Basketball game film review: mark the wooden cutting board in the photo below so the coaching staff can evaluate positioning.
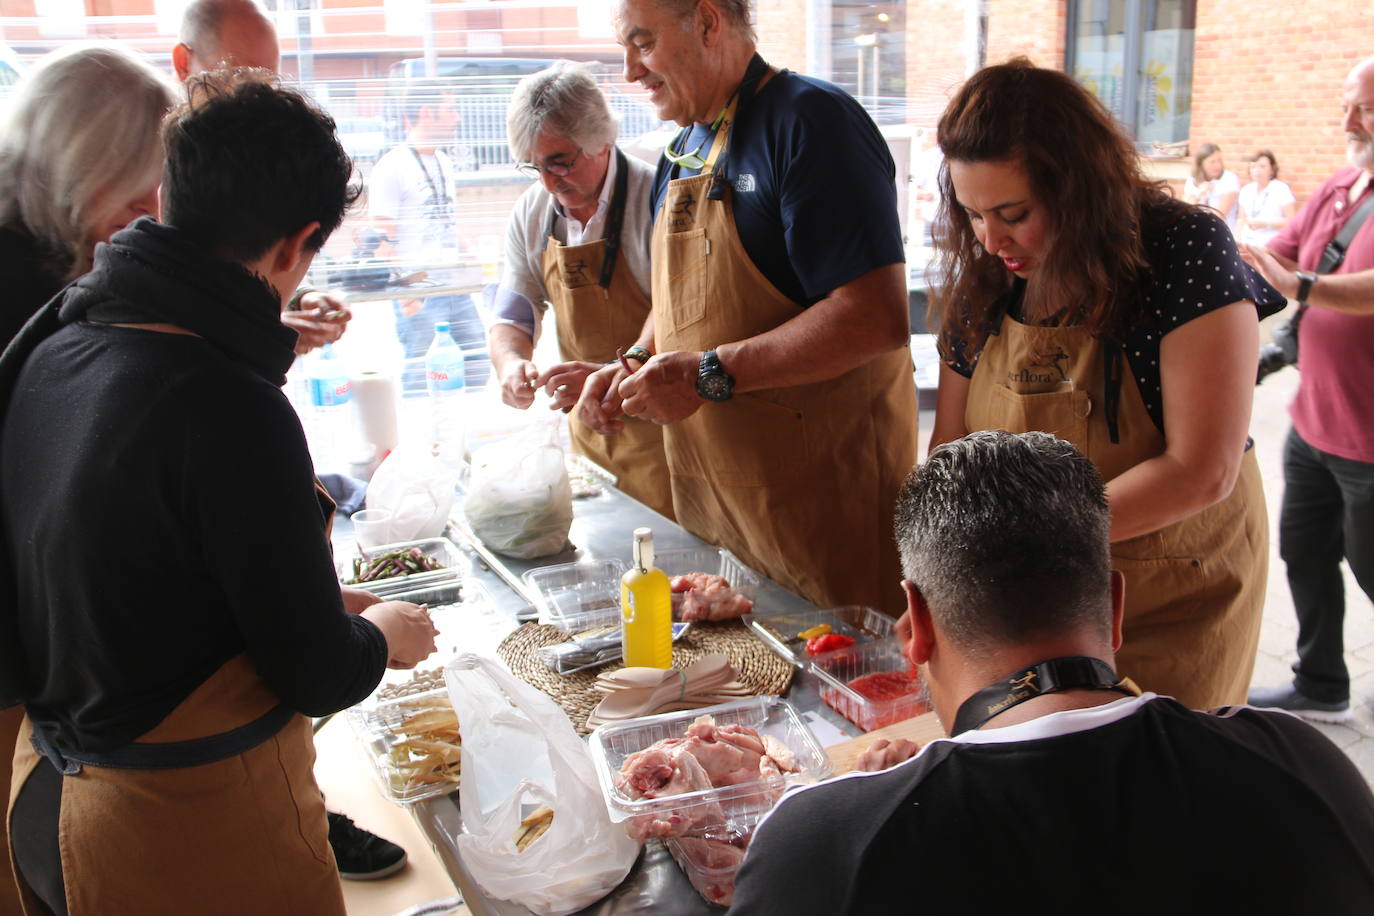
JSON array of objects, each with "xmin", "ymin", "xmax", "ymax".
[{"xmin": 825, "ymin": 711, "xmax": 947, "ymax": 774}]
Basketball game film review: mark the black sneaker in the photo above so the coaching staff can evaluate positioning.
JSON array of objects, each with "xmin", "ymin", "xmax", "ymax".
[
  {"xmin": 327, "ymin": 811, "xmax": 408, "ymax": 881},
  {"xmin": 1247, "ymin": 683, "xmax": 1352, "ymax": 723}
]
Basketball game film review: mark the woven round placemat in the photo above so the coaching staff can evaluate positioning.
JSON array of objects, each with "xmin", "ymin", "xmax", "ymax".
[{"xmin": 497, "ymin": 620, "xmax": 794, "ymax": 735}]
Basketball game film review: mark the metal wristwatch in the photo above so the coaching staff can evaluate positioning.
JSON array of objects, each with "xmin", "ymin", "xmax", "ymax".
[
  {"xmin": 1295, "ymin": 269, "xmax": 1318, "ymax": 304},
  {"xmin": 696, "ymin": 349, "xmax": 734, "ymax": 402}
]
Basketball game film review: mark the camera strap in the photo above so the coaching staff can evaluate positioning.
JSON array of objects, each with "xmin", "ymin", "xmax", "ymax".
[
  {"xmin": 1313, "ymin": 186, "xmax": 1374, "ymax": 283},
  {"xmin": 950, "ymin": 656, "xmax": 1142, "ymax": 737}
]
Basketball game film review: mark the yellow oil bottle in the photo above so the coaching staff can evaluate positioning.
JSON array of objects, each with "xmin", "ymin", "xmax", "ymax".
[{"xmin": 621, "ymin": 527, "xmax": 673, "ymax": 669}]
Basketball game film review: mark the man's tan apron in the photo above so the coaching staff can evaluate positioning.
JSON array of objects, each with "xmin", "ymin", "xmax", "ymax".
[
  {"xmin": 652, "ymin": 170, "xmax": 918, "ymax": 615},
  {"xmin": 966, "ymin": 315, "xmax": 1267, "ymax": 708},
  {"xmin": 0, "ymin": 707, "xmax": 22, "ymax": 916},
  {"xmin": 6, "ymin": 654, "xmax": 344, "ymax": 916},
  {"xmin": 542, "ymin": 230, "xmax": 673, "ymax": 520}
]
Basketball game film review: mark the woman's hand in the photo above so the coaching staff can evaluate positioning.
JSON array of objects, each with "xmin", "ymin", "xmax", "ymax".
[
  {"xmin": 340, "ymin": 586, "xmax": 382, "ymax": 615},
  {"xmin": 361, "ymin": 601, "xmax": 439, "ymax": 668}
]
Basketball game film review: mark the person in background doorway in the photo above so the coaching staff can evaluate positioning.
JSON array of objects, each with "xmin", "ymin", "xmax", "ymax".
[
  {"xmin": 927, "ymin": 59, "xmax": 1284, "ymax": 710},
  {"xmin": 369, "ymin": 81, "xmax": 490, "ymax": 394},
  {"xmin": 489, "ymin": 61, "xmax": 672, "ymax": 519},
  {"xmin": 1182, "ymin": 142, "xmax": 1241, "ymax": 233},
  {"xmin": 174, "ymin": 0, "xmax": 352, "ymax": 356},
  {"xmin": 1236, "ymin": 149, "xmax": 1297, "ymax": 247}
]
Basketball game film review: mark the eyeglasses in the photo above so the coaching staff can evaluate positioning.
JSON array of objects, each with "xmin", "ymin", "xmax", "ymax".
[
  {"xmin": 516, "ymin": 148, "xmax": 582, "ymax": 178},
  {"xmin": 663, "ymin": 104, "xmax": 730, "ymax": 171}
]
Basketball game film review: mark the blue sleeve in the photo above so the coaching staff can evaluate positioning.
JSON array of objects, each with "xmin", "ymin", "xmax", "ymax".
[{"xmin": 773, "ymin": 87, "xmax": 906, "ymax": 301}]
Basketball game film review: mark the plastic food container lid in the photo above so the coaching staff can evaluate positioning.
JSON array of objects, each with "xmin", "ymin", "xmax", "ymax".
[
  {"xmin": 522, "ymin": 557, "xmax": 626, "ymax": 633},
  {"xmin": 743, "ymin": 605, "xmax": 895, "ymax": 669}
]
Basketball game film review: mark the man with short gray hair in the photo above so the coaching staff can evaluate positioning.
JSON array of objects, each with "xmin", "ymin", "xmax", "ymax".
[
  {"xmin": 487, "ymin": 61, "xmax": 671, "ymax": 518},
  {"xmin": 730, "ymin": 431, "xmax": 1374, "ymax": 914}
]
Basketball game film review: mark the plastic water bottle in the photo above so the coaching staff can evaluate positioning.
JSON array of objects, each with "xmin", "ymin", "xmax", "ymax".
[
  {"xmin": 621, "ymin": 527, "xmax": 673, "ymax": 669},
  {"xmin": 424, "ymin": 321, "xmax": 467, "ymax": 468},
  {"xmin": 305, "ymin": 343, "xmax": 355, "ymax": 473}
]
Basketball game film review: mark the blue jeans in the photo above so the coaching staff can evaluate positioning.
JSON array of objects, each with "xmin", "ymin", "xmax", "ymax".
[
  {"xmin": 393, "ymin": 293, "xmax": 491, "ymax": 396},
  {"xmin": 1280, "ymin": 426, "xmax": 1374, "ymax": 702}
]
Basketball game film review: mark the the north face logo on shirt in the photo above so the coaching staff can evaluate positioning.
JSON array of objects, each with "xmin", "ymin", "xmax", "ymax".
[{"xmin": 735, "ymin": 174, "xmax": 757, "ymax": 192}]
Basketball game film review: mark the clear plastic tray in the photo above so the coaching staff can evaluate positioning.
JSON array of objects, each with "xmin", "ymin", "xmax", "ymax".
[
  {"xmin": 743, "ymin": 605, "xmax": 895, "ymax": 669},
  {"xmin": 338, "ymin": 537, "xmax": 468, "ymax": 596},
  {"xmin": 811, "ymin": 637, "xmax": 930, "ymax": 732},
  {"xmin": 522, "ymin": 558, "xmax": 626, "ymax": 633},
  {"xmin": 588, "ymin": 696, "xmax": 830, "ymax": 833},
  {"xmin": 346, "ymin": 686, "xmax": 462, "ymax": 804},
  {"xmin": 655, "ymin": 547, "xmax": 761, "ymax": 620},
  {"xmin": 664, "ymin": 810, "xmax": 763, "ymax": 909}
]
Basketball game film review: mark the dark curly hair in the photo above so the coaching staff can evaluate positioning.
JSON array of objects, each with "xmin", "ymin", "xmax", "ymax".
[
  {"xmin": 931, "ymin": 58, "xmax": 1190, "ymax": 360},
  {"xmin": 162, "ymin": 72, "xmax": 361, "ymax": 262}
]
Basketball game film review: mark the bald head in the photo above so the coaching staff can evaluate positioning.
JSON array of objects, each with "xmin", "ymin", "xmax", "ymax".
[
  {"xmin": 173, "ymin": 0, "xmax": 280, "ymax": 82},
  {"xmin": 1344, "ymin": 56, "xmax": 1374, "ymax": 172}
]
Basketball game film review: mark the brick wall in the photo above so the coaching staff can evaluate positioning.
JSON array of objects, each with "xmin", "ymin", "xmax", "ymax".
[
  {"xmin": 904, "ymin": 0, "xmax": 968, "ymax": 129},
  {"xmin": 986, "ymin": 0, "xmax": 1066, "ymax": 69},
  {"xmin": 754, "ymin": 0, "xmax": 808, "ymax": 72},
  {"xmin": 1191, "ymin": 0, "xmax": 1374, "ymax": 205}
]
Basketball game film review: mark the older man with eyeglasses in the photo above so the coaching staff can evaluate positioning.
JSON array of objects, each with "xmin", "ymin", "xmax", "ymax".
[{"xmin": 487, "ymin": 61, "xmax": 672, "ymax": 518}]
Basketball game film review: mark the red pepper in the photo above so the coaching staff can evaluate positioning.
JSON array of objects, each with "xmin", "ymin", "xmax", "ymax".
[{"xmin": 805, "ymin": 633, "xmax": 856, "ymax": 656}]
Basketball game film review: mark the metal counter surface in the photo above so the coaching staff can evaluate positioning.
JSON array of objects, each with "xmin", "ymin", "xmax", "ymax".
[{"xmin": 338, "ymin": 481, "xmax": 864, "ymax": 915}]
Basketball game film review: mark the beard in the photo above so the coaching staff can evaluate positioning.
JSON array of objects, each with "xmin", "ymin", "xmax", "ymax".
[{"xmin": 1347, "ymin": 132, "xmax": 1374, "ymax": 171}]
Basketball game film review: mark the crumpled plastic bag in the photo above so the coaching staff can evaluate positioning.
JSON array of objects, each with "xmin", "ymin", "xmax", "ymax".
[
  {"xmin": 447, "ymin": 653, "xmax": 640, "ymax": 915},
  {"xmin": 364, "ymin": 445, "xmax": 457, "ymax": 541},
  {"xmin": 464, "ymin": 416, "xmax": 572, "ymax": 558}
]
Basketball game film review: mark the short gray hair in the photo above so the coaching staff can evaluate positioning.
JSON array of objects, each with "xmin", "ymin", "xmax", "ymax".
[
  {"xmin": 0, "ymin": 44, "xmax": 177, "ymax": 280},
  {"xmin": 660, "ymin": 0, "xmax": 756, "ymax": 42},
  {"xmin": 507, "ymin": 61, "xmax": 618, "ymax": 163},
  {"xmin": 894, "ymin": 431, "xmax": 1113, "ymax": 654}
]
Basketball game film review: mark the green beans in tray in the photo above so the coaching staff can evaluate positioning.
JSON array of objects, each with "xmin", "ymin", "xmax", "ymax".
[{"xmin": 348, "ymin": 547, "xmax": 447, "ymax": 584}]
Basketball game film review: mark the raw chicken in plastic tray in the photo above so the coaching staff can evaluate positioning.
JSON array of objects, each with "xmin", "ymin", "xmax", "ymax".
[
  {"xmin": 587, "ymin": 696, "xmax": 830, "ymax": 835},
  {"xmin": 664, "ymin": 808, "xmax": 765, "ymax": 909},
  {"xmin": 654, "ymin": 547, "xmax": 761, "ymax": 622},
  {"xmin": 811, "ymin": 637, "xmax": 930, "ymax": 732},
  {"xmin": 742, "ymin": 605, "xmax": 895, "ymax": 669}
]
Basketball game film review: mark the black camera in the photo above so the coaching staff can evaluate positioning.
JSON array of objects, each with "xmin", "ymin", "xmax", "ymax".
[{"xmin": 1256, "ymin": 312, "xmax": 1302, "ymax": 384}]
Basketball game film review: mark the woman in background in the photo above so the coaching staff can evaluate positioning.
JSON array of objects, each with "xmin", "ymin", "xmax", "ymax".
[
  {"xmin": 928, "ymin": 59, "xmax": 1283, "ymax": 709},
  {"xmin": 0, "ymin": 44, "xmax": 177, "ymax": 347},
  {"xmin": 1183, "ymin": 142, "xmax": 1241, "ymax": 233},
  {"xmin": 1236, "ymin": 149, "xmax": 1297, "ymax": 247}
]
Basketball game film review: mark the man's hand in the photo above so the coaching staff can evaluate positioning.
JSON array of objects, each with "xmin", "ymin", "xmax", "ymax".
[
  {"xmin": 618, "ymin": 350, "xmax": 704, "ymax": 425},
  {"xmin": 854, "ymin": 737, "xmax": 920, "ymax": 772},
  {"xmin": 499, "ymin": 359, "xmax": 539, "ymax": 409},
  {"xmin": 1239, "ymin": 244, "xmax": 1299, "ymax": 299},
  {"xmin": 574, "ymin": 363, "xmax": 632, "ymax": 435},
  {"xmin": 537, "ymin": 360, "xmax": 604, "ymax": 412},
  {"xmin": 283, "ymin": 290, "xmax": 352, "ymax": 355}
]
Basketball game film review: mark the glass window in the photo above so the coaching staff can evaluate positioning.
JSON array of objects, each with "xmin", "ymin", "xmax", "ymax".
[{"xmin": 1068, "ymin": 0, "xmax": 1196, "ymax": 150}]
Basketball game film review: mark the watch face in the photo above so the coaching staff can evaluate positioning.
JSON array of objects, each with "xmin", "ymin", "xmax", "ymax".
[{"xmin": 699, "ymin": 372, "xmax": 732, "ymax": 402}]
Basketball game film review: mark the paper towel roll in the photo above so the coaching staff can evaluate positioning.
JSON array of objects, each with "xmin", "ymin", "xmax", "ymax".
[{"xmin": 351, "ymin": 370, "xmax": 399, "ymax": 454}]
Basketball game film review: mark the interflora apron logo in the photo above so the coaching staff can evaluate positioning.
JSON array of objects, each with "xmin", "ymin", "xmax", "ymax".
[{"xmin": 1008, "ymin": 345, "xmax": 1072, "ymax": 387}]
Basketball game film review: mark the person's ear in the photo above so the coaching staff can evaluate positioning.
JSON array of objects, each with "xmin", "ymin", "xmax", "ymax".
[
  {"xmin": 900, "ymin": 579, "xmax": 936, "ymax": 666},
  {"xmin": 1109, "ymin": 569, "xmax": 1125, "ymax": 653},
  {"xmin": 172, "ymin": 43, "xmax": 192, "ymax": 83},
  {"xmin": 698, "ymin": 0, "xmax": 722, "ymax": 45},
  {"xmin": 275, "ymin": 221, "xmax": 321, "ymax": 275}
]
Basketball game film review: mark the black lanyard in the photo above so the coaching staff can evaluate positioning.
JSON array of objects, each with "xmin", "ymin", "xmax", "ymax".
[
  {"xmin": 545, "ymin": 146, "xmax": 631, "ymax": 291},
  {"xmin": 408, "ymin": 146, "xmax": 449, "ymax": 206},
  {"xmin": 667, "ymin": 52, "xmax": 771, "ymax": 199},
  {"xmin": 950, "ymin": 656, "xmax": 1140, "ymax": 737}
]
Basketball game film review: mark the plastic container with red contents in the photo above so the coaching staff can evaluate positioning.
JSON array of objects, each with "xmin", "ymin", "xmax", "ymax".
[{"xmin": 811, "ymin": 637, "xmax": 930, "ymax": 731}]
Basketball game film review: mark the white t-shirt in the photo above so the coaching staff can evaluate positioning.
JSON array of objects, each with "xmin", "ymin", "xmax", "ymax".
[
  {"xmin": 1238, "ymin": 178, "xmax": 1296, "ymax": 247},
  {"xmin": 368, "ymin": 143, "xmax": 459, "ymax": 268},
  {"xmin": 1185, "ymin": 169, "xmax": 1241, "ymax": 232}
]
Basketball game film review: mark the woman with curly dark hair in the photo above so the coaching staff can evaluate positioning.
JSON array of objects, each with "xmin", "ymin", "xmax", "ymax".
[{"xmin": 927, "ymin": 59, "xmax": 1284, "ymax": 710}]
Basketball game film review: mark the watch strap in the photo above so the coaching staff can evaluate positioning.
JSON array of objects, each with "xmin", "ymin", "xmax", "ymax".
[{"xmin": 1295, "ymin": 270, "xmax": 1317, "ymax": 304}]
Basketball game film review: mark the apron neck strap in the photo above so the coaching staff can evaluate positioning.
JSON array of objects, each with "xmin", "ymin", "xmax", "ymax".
[
  {"xmin": 951, "ymin": 656, "xmax": 1141, "ymax": 737},
  {"xmin": 1103, "ymin": 340, "xmax": 1123, "ymax": 445},
  {"xmin": 706, "ymin": 52, "xmax": 771, "ymax": 201}
]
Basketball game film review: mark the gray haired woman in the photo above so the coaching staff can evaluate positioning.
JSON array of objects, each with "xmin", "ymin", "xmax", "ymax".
[{"xmin": 0, "ymin": 43, "xmax": 177, "ymax": 346}]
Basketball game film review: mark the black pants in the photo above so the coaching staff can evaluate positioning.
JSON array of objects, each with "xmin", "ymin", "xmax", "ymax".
[{"xmin": 1280, "ymin": 426, "xmax": 1374, "ymax": 702}]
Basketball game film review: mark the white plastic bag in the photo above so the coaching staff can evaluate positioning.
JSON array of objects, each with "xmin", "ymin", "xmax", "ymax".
[
  {"xmin": 447, "ymin": 653, "xmax": 639, "ymax": 915},
  {"xmin": 464, "ymin": 416, "xmax": 572, "ymax": 558},
  {"xmin": 365, "ymin": 445, "xmax": 457, "ymax": 541}
]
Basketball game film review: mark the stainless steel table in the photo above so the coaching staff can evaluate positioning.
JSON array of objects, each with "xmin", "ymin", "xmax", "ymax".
[{"xmin": 338, "ymin": 480, "xmax": 860, "ymax": 914}]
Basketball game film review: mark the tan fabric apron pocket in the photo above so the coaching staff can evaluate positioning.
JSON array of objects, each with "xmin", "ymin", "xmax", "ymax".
[
  {"xmin": 663, "ymin": 229, "xmax": 707, "ymax": 332},
  {"xmin": 668, "ymin": 393, "xmax": 807, "ymax": 487},
  {"xmin": 987, "ymin": 383, "xmax": 1091, "ymax": 448}
]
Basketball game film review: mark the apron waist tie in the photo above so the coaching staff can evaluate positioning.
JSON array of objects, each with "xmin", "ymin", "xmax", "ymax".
[{"xmin": 29, "ymin": 703, "xmax": 295, "ymax": 774}]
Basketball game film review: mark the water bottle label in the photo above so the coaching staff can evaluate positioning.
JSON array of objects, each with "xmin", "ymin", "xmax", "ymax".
[
  {"xmin": 310, "ymin": 377, "xmax": 352, "ymax": 407},
  {"xmin": 426, "ymin": 365, "xmax": 465, "ymax": 392}
]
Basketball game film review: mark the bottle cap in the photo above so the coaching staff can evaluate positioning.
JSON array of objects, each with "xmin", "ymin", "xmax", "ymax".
[
  {"xmin": 434, "ymin": 321, "xmax": 451, "ymax": 335},
  {"xmin": 632, "ymin": 526, "xmax": 654, "ymax": 573}
]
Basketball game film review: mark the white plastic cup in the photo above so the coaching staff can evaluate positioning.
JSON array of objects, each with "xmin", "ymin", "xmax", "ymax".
[{"xmin": 352, "ymin": 508, "xmax": 394, "ymax": 550}]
